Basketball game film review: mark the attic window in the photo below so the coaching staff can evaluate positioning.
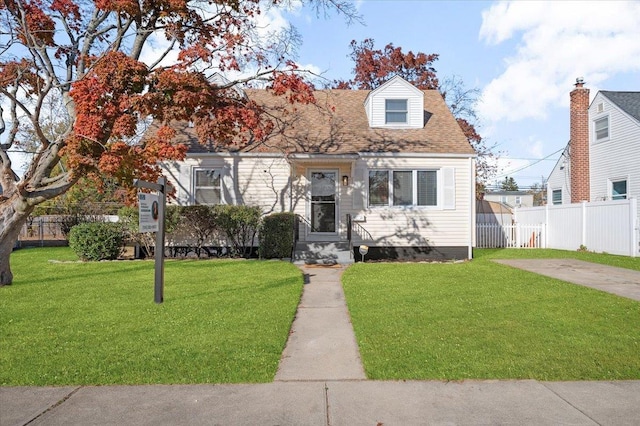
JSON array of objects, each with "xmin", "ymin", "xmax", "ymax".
[
  {"xmin": 385, "ymin": 99, "xmax": 407, "ymax": 124},
  {"xmin": 594, "ymin": 116, "xmax": 609, "ymax": 141}
]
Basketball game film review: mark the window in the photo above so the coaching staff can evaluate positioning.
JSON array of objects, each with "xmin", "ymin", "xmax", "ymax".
[
  {"xmin": 552, "ymin": 189, "xmax": 562, "ymax": 205},
  {"xmin": 500, "ymin": 196, "xmax": 507, "ymax": 204},
  {"xmin": 369, "ymin": 170, "xmax": 437, "ymax": 207},
  {"xmin": 594, "ymin": 116, "xmax": 609, "ymax": 141},
  {"xmin": 385, "ymin": 99, "xmax": 407, "ymax": 124},
  {"xmin": 194, "ymin": 169, "xmax": 222, "ymax": 204},
  {"xmin": 515, "ymin": 196, "xmax": 522, "ymax": 205},
  {"xmin": 611, "ymin": 180, "xmax": 627, "ymax": 200}
]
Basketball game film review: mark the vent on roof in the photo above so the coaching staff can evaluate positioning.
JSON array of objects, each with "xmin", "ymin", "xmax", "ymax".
[{"xmin": 596, "ymin": 102, "xmax": 604, "ymax": 113}]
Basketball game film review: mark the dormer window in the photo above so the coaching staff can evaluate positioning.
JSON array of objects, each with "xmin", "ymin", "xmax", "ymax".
[{"xmin": 385, "ymin": 99, "xmax": 408, "ymax": 124}]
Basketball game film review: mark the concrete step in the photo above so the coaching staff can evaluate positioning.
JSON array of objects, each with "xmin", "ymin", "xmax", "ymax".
[{"xmin": 293, "ymin": 241, "xmax": 354, "ymax": 265}]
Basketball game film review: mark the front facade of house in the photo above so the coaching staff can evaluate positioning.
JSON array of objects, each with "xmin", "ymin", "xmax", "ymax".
[{"xmin": 162, "ymin": 76, "xmax": 476, "ymax": 261}]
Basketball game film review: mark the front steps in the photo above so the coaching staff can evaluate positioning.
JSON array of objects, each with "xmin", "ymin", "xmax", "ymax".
[{"xmin": 293, "ymin": 242, "xmax": 354, "ymax": 265}]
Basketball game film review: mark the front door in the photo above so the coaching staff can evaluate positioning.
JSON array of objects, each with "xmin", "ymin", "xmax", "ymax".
[{"xmin": 310, "ymin": 171, "xmax": 337, "ymax": 234}]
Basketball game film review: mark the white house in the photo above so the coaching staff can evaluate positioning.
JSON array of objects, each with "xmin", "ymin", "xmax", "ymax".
[
  {"xmin": 483, "ymin": 191, "xmax": 534, "ymax": 209},
  {"xmin": 547, "ymin": 81, "xmax": 640, "ymax": 215},
  {"xmin": 161, "ymin": 76, "xmax": 477, "ymax": 262}
]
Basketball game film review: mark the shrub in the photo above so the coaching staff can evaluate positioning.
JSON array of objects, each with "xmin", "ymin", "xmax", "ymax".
[
  {"xmin": 169, "ymin": 205, "xmax": 219, "ymax": 257},
  {"xmin": 215, "ymin": 205, "xmax": 262, "ymax": 258},
  {"xmin": 259, "ymin": 212, "xmax": 295, "ymax": 259},
  {"xmin": 118, "ymin": 205, "xmax": 181, "ymax": 257},
  {"xmin": 68, "ymin": 222, "xmax": 125, "ymax": 261}
]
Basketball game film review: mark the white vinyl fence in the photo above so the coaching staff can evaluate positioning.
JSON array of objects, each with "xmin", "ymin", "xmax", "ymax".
[
  {"xmin": 512, "ymin": 199, "xmax": 638, "ymax": 257},
  {"xmin": 476, "ymin": 223, "xmax": 544, "ymax": 249}
]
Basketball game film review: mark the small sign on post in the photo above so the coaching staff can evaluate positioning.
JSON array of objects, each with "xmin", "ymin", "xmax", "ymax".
[
  {"xmin": 134, "ymin": 177, "xmax": 169, "ymax": 304},
  {"xmin": 138, "ymin": 193, "xmax": 159, "ymax": 233}
]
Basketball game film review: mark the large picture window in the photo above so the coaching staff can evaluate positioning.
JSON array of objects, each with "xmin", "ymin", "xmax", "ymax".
[
  {"xmin": 369, "ymin": 170, "xmax": 438, "ymax": 207},
  {"xmin": 194, "ymin": 169, "xmax": 222, "ymax": 204}
]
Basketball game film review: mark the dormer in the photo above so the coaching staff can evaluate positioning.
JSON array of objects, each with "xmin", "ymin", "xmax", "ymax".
[{"xmin": 364, "ymin": 75, "xmax": 425, "ymax": 128}]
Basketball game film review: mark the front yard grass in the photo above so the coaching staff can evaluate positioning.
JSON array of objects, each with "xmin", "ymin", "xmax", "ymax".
[
  {"xmin": 0, "ymin": 247, "xmax": 303, "ymax": 386},
  {"xmin": 343, "ymin": 249, "xmax": 640, "ymax": 381}
]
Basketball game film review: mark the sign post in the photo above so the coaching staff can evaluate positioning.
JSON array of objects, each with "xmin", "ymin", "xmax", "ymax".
[{"xmin": 134, "ymin": 177, "xmax": 168, "ymax": 304}]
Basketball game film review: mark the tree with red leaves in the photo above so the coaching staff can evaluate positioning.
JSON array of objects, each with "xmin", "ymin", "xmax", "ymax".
[
  {"xmin": 0, "ymin": 0, "xmax": 358, "ymax": 285},
  {"xmin": 335, "ymin": 39, "xmax": 498, "ymax": 196}
]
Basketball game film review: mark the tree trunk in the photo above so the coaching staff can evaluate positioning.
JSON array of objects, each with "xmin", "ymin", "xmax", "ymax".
[{"xmin": 0, "ymin": 195, "xmax": 33, "ymax": 286}]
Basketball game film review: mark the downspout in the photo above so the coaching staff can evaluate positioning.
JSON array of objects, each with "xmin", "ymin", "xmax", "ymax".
[{"xmin": 469, "ymin": 156, "xmax": 475, "ymax": 259}]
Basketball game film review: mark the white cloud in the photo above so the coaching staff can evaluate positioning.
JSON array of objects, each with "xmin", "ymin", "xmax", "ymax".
[{"xmin": 478, "ymin": 1, "xmax": 640, "ymax": 123}]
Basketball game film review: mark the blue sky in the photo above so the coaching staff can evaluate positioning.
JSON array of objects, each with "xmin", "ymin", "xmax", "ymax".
[
  {"xmin": 281, "ymin": 0, "xmax": 640, "ymax": 189},
  {"xmin": 5, "ymin": 1, "xmax": 639, "ymax": 190}
]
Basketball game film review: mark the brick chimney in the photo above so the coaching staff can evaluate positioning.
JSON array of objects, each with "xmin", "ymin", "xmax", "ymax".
[{"xmin": 570, "ymin": 77, "xmax": 590, "ymax": 202}]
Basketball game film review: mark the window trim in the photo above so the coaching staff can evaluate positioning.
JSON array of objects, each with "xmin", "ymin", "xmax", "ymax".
[
  {"xmin": 610, "ymin": 178, "xmax": 628, "ymax": 200},
  {"xmin": 193, "ymin": 167, "xmax": 223, "ymax": 205},
  {"xmin": 368, "ymin": 169, "xmax": 439, "ymax": 208},
  {"xmin": 385, "ymin": 98, "xmax": 408, "ymax": 124},
  {"xmin": 593, "ymin": 115, "xmax": 610, "ymax": 143}
]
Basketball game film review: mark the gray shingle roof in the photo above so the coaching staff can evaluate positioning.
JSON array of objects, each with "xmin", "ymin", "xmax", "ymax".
[{"xmin": 599, "ymin": 91, "xmax": 640, "ymax": 123}]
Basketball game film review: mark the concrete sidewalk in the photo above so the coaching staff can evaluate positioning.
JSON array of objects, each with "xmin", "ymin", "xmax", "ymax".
[
  {"xmin": 2, "ymin": 262, "xmax": 640, "ymax": 425},
  {"xmin": 3, "ymin": 380, "xmax": 640, "ymax": 425}
]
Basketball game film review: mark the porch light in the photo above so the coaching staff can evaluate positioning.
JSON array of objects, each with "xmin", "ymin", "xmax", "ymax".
[{"xmin": 342, "ymin": 175, "xmax": 349, "ymax": 186}]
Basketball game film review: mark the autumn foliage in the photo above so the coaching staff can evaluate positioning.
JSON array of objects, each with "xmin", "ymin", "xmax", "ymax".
[
  {"xmin": 336, "ymin": 38, "xmax": 497, "ymax": 192},
  {"xmin": 0, "ymin": 0, "xmax": 356, "ymax": 284}
]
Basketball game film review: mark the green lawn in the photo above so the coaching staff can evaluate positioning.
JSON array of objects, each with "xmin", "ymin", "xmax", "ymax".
[
  {"xmin": 343, "ymin": 249, "xmax": 640, "ymax": 381},
  {"xmin": 0, "ymin": 247, "xmax": 303, "ymax": 386}
]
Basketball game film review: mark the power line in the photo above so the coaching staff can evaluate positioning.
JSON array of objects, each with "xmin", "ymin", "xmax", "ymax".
[{"xmin": 494, "ymin": 147, "xmax": 564, "ymax": 180}]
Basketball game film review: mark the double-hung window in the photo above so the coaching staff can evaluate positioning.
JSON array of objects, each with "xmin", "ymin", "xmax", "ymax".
[
  {"xmin": 594, "ymin": 116, "xmax": 609, "ymax": 141},
  {"xmin": 369, "ymin": 170, "xmax": 437, "ymax": 207},
  {"xmin": 385, "ymin": 99, "xmax": 408, "ymax": 124},
  {"xmin": 194, "ymin": 169, "xmax": 222, "ymax": 205},
  {"xmin": 611, "ymin": 180, "xmax": 627, "ymax": 200},
  {"xmin": 552, "ymin": 189, "xmax": 562, "ymax": 205}
]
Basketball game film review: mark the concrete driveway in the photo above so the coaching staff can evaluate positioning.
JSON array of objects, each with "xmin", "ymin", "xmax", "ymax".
[{"xmin": 493, "ymin": 259, "xmax": 640, "ymax": 302}]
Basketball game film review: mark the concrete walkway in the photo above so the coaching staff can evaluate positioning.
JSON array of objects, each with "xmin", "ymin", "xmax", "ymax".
[
  {"xmin": 493, "ymin": 258, "xmax": 640, "ymax": 301},
  {"xmin": 275, "ymin": 265, "xmax": 366, "ymax": 381},
  {"xmin": 2, "ymin": 261, "xmax": 640, "ymax": 425}
]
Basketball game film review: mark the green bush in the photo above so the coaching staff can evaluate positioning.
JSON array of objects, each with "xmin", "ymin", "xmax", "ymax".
[
  {"xmin": 68, "ymin": 222, "xmax": 125, "ymax": 261},
  {"xmin": 174, "ymin": 205, "xmax": 220, "ymax": 256},
  {"xmin": 118, "ymin": 205, "xmax": 181, "ymax": 257},
  {"xmin": 259, "ymin": 212, "xmax": 295, "ymax": 259},
  {"xmin": 214, "ymin": 205, "xmax": 262, "ymax": 258}
]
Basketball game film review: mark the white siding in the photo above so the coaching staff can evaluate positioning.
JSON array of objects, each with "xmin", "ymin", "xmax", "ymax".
[
  {"xmin": 365, "ymin": 76, "xmax": 424, "ymax": 128},
  {"xmin": 161, "ymin": 154, "xmax": 291, "ymax": 214},
  {"xmin": 345, "ymin": 157, "xmax": 472, "ymax": 247},
  {"xmin": 546, "ymin": 148, "xmax": 571, "ymax": 205},
  {"xmin": 589, "ymin": 92, "xmax": 640, "ymax": 204},
  {"xmin": 163, "ymin": 153, "xmax": 474, "ymax": 250}
]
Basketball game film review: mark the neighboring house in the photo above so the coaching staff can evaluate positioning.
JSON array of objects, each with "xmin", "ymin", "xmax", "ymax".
[
  {"xmin": 160, "ymin": 75, "xmax": 476, "ymax": 261},
  {"xmin": 547, "ymin": 80, "xmax": 640, "ymax": 213},
  {"xmin": 476, "ymin": 199, "xmax": 513, "ymax": 224},
  {"xmin": 483, "ymin": 191, "xmax": 534, "ymax": 209}
]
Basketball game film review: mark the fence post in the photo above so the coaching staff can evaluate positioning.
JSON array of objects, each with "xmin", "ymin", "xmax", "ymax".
[
  {"xmin": 631, "ymin": 198, "xmax": 638, "ymax": 257},
  {"xmin": 581, "ymin": 201, "xmax": 587, "ymax": 249},
  {"xmin": 39, "ymin": 217, "xmax": 44, "ymax": 247},
  {"xmin": 544, "ymin": 203, "xmax": 549, "ymax": 248}
]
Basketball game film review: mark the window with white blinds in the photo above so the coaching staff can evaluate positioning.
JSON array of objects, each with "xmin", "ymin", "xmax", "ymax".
[{"xmin": 369, "ymin": 170, "xmax": 439, "ymax": 207}]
